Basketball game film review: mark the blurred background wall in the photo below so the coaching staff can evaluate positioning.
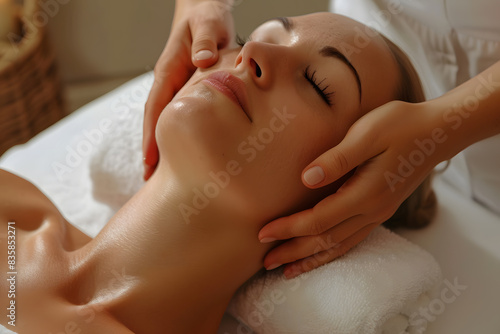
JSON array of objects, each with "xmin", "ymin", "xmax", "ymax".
[{"xmin": 46, "ymin": 0, "xmax": 329, "ymax": 113}]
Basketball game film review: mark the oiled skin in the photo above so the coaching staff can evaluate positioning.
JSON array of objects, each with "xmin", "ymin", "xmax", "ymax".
[
  {"xmin": 0, "ymin": 167, "xmax": 267, "ymax": 334},
  {"xmin": 0, "ymin": 170, "xmax": 132, "ymax": 333}
]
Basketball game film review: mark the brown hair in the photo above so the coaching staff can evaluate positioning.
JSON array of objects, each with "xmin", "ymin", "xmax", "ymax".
[{"xmin": 379, "ymin": 35, "xmax": 437, "ymax": 229}]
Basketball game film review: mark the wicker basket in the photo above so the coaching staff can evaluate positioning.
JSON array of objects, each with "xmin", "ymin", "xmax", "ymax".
[{"xmin": 0, "ymin": 0, "xmax": 66, "ymax": 156}]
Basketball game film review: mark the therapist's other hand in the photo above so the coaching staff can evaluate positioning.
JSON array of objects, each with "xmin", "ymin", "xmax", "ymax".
[
  {"xmin": 143, "ymin": 0, "xmax": 235, "ymax": 180},
  {"xmin": 259, "ymin": 100, "xmax": 449, "ymax": 279}
]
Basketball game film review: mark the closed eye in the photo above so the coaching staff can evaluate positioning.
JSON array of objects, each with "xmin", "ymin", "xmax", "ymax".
[
  {"xmin": 237, "ymin": 36, "xmax": 334, "ymax": 107},
  {"xmin": 304, "ymin": 66, "xmax": 334, "ymax": 107},
  {"xmin": 236, "ymin": 34, "xmax": 251, "ymax": 47}
]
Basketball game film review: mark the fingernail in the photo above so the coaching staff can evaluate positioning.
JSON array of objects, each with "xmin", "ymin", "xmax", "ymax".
[
  {"xmin": 144, "ymin": 165, "xmax": 154, "ymax": 181},
  {"xmin": 194, "ymin": 50, "xmax": 214, "ymax": 61},
  {"xmin": 260, "ymin": 237, "xmax": 276, "ymax": 243},
  {"xmin": 303, "ymin": 166, "xmax": 325, "ymax": 186},
  {"xmin": 266, "ymin": 263, "xmax": 281, "ymax": 271},
  {"xmin": 144, "ymin": 156, "xmax": 154, "ymax": 166}
]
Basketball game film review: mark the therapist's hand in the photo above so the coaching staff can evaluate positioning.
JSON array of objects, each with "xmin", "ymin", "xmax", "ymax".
[
  {"xmin": 143, "ymin": 0, "xmax": 235, "ymax": 180},
  {"xmin": 259, "ymin": 100, "xmax": 452, "ymax": 279}
]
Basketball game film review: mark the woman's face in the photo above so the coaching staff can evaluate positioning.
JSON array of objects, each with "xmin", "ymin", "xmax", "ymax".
[{"xmin": 157, "ymin": 12, "xmax": 400, "ymax": 221}]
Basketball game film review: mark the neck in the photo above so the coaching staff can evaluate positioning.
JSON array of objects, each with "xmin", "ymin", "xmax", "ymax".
[{"xmin": 68, "ymin": 165, "xmax": 270, "ymax": 333}]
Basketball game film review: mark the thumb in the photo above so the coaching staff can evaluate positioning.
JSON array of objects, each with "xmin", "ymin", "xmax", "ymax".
[
  {"xmin": 302, "ymin": 129, "xmax": 372, "ymax": 189},
  {"xmin": 190, "ymin": 21, "xmax": 225, "ymax": 68}
]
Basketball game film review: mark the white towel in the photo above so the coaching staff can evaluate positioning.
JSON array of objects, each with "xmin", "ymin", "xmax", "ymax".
[
  {"xmin": 228, "ymin": 226, "xmax": 442, "ymax": 334},
  {"xmin": 88, "ymin": 109, "xmax": 145, "ymax": 212}
]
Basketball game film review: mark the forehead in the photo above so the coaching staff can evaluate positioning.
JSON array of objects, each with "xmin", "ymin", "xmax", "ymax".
[{"xmin": 292, "ymin": 13, "xmax": 400, "ymax": 113}]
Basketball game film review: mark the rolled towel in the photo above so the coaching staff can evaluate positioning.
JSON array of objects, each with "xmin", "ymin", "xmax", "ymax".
[
  {"xmin": 228, "ymin": 226, "xmax": 442, "ymax": 334},
  {"xmin": 88, "ymin": 94, "xmax": 145, "ymax": 212}
]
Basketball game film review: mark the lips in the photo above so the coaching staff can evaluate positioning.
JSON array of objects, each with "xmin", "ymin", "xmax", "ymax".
[{"xmin": 203, "ymin": 72, "xmax": 252, "ymax": 122}]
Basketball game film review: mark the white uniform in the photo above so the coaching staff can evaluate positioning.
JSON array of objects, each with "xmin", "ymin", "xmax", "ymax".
[{"xmin": 330, "ymin": 0, "xmax": 500, "ymax": 215}]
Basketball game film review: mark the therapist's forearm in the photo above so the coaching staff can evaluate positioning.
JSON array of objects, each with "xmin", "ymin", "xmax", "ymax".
[{"xmin": 430, "ymin": 60, "xmax": 500, "ymax": 159}]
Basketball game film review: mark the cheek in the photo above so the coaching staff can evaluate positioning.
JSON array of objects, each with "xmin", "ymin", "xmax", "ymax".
[{"xmin": 229, "ymin": 105, "xmax": 346, "ymax": 219}]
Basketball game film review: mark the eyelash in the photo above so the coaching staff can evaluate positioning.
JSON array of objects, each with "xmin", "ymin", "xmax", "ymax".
[
  {"xmin": 304, "ymin": 66, "xmax": 334, "ymax": 107},
  {"xmin": 236, "ymin": 35, "xmax": 334, "ymax": 107},
  {"xmin": 236, "ymin": 34, "xmax": 250, "ymax": 47},
  {"xmin": 304, "ymin": 66, "xmax": 335, "ymax": 107}
]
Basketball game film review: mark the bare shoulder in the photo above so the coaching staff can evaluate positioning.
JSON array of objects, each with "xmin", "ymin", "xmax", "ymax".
[
  {"xmin": 0, "ymin": 169, "xmax": 65, "ymax": 236},
  {"xmin": 0, "ymin": 169, "xmax": 42, "ymax": 193},
  {"xmin": 0, "ymin": 169, "xmax": 92, "ymax": 248},
  {"xmin": 0, "ymin": 169, "xmax": 58, "ymax": 213}
]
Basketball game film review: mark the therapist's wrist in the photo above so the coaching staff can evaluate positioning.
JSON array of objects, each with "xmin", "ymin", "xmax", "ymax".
[
  {"xmin": 412, "ymin": 98, "xmax": 463, "ymax": 164},
  {"xmin": 428, "ymin": 61, "xmax": 500, "ymax": 159},
  {"xmin": 398, "ymin": 99, "xmax": 462, "ymax": 166}
]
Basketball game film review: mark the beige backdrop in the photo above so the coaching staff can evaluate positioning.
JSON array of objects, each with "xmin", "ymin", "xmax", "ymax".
[{"xmin": 45, "ymin": 0, "xmax": 329, "ymax": 113}]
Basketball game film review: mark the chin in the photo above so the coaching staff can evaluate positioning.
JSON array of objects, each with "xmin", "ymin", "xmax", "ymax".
[{"xmin": 156, "ymin": 101, "xmax": 247, "ymax": 184}]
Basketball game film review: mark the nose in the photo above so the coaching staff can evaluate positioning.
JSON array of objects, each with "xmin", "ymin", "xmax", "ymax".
[{"xmin": 235, "ymin": 41, "xmax": 288, "ymax": 90}]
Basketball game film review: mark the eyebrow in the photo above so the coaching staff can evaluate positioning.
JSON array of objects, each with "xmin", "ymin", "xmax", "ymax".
[
  {"xmin": 271, "ymin": 16, "xmax": 294, "ymax": 31},
  {"xmin": 320, "ymin": 46, "xmax": 362, "ymax": 102},
  {"xmin": 269, "ymin": 16, "xmax": 362, "ymax": 102}
]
